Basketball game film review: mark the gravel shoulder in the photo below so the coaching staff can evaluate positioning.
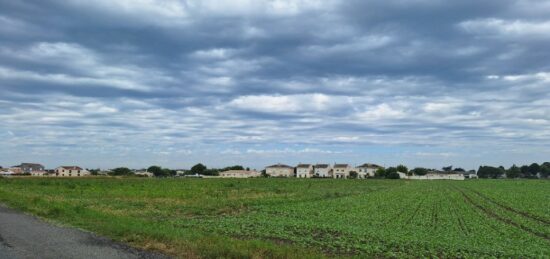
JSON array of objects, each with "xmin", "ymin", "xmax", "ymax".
[{"xmin": 0, "ymin": 205, "xmax": 170, "ymax": 259}]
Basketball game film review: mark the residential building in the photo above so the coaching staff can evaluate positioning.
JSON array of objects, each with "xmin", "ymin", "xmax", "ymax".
[
  {"xmin": 219, "ymin": 170, "xmax": 261, "ymax": 178},
  {"xmin": 333, "ymin": 164, "xmax": 351, "ymax": 179},
  {"xmin": 17, "ymin": 163, "xmax": 45, "ymax": 173},
  {"xmin": 135, "ymin": 170, "xmax": 154, "ymax": 177},
  {"xmin": 296, "ymin": 164, "xmax": 313, "ymax": 178},
  {"xmin": 8, "ymin": 167, "xmax": 22, "ymax": 174},
  {"xmin": 265, "ymin": 164, "xmax": 294, "ymax": 177},
  {"xmin": 54, "ymin": 166, "xmax": 90, "ymax": 177},
  {"xmin": 314, "ymin": 164, "xmax": 332, "ymax": 178},
  {"xmin": 31, "ymin": 171, "xmax": 48, "ymax": 177},
  {"xmin": 356, "ymin": 163, "xmax": 383, "ymax": 178}
]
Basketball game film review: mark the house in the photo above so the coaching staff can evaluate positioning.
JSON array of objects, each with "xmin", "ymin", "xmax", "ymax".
[
  {"xmin": 405, "ymin": 170, "xmax": 465, "ymax": 180},
  {"xmin": 134, "ymin": 170, "xmax": 154, "ymax": 177},
  {"xmin": 17, "ymin": 163, "xmax": 45, "ymax": 174},
  {"xmin": 314, "ymin": 164, "xmax": 332, "ymax": 178},
  {"xmin": 8, "ymin": 166, "xmax": 22, "ymax": 174},
  {"xmin": 356, "ymin": 163, "xmax": 382, "ymax": 178},
  {"xmin": 265, "ymin": 164, "xmax": 294, "ymax": 177},
  {"xmin": 296, "ymin": 164, "xmax": 314, "ymax": 178},
  {"xmin": 0, "ymin": 169, "xmax": 15, "ymax": 177},
  {"xmin": 30, "ymin": 170, "xmax": 49, "ymax": 177},
  {"xmin": 333, "ymin": 164, "xmax": 351, "ymax": 179},
  {"xmin": 219, "ymin": 170, "xmax": 261, "ymax": 178},
  {"xmin": 54, "ymin": 166, "xmax": 90, "ymax": 177}
]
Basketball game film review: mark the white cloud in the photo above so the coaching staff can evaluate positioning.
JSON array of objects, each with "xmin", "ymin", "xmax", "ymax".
[
  {"xmin": 227, "ymin": 94, "xmax": 353, "ymax": 114},
  {"xmin": 459, "ymin": 18, "xmax": 550, "ymax": 39}
]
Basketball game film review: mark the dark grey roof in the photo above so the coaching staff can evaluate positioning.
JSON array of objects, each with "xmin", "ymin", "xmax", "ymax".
[
  {"xmin": 333, "ymin": 164, "xmax": 349, "ymax": 168},
  {"xmin": 296, "ymin": 164, "xmax": 312, "ymax": 168},
  {"xmin": 314, "ymin": 164, "xmax": 329, "ymax": 168},
  {"xmin": 357, "ymin": 163, "xmax": 382, "ymax": 168},
  {"xmin": 266, "ymin": 163, "xmax": 293, "ymax": 169}
]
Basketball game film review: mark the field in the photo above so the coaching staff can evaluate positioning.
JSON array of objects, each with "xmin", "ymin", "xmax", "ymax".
[{"xmin": 0, "ymin": 178, "xmax": 549, "ymax": 258}]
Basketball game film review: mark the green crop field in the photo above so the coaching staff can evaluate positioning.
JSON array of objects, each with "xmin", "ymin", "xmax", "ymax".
[{"xmin": 0, "ymin": 178, "xmax": 548, "ymax": 258}]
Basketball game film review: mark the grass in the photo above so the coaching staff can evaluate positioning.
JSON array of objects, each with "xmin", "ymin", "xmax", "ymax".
[{"xmin": 0, "ymin": 177, "xmax": 548, "ymax": 258}]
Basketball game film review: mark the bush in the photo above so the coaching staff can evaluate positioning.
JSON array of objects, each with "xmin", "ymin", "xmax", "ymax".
[{"xmin": 387, "ymin": 171, "xmax": 400, "ymax": 179}]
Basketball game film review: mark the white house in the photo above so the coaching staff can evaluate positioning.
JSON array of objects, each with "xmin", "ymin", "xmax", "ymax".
[
  {"xmin": 265, "ymin": 164, "xmax": 294, "ymax": 177},
  {"xmin": 403, "ymin": 171, "xmax": 465, "ymax": 180},
  {"xmin": 54, "ymin": 166, "xmax": 90, "ymax": 177},
  {"xmin": 296, "ymin": 164, "xmax": 313, "ymax": 178},
  {"xmin": 219, "ymin": 170, "xmax": 261, "ymax": 178},
  {"xmin": 314, "ymin": 164, "xmax": 332, "ymax": 178},
  {"xmin": 356, "ymin": 163, "xmax": 382, "ymax": 178},
  {"xmin": 333, "ymin": 164, "xmax": 351, "ymax": 179},
  {"xmin": 135, "ymin": 170, "xmax": 154, "ymax": 177}
]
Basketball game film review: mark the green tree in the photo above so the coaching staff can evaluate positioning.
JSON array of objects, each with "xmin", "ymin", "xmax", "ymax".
[
  {"xmin": 396, "ymin": 165, "xmax": 408, "ymax": 175},
  {"xmin": 541, "ymin": 163, "xmax": 550, "ymax": 178},
  {"xmin": 477, "ymin": 166, "xmax": 504, "ymax": 179},
  {"xmin": 520, "ymin": 165, "xmax": 530, "ymax": 177},
  {"xmin": 506, "ymin": 165, "xmax": 521, "ymax": 179},
  {"xmin": 375, "ymin": 167, "xmax": 386, "ymax": 178},
  {"xmin": 147, "ymin": 166, "xmax": 164, "ymax": 177},
  {"xmin": 385, "ymin": 167, "xmax": 398, "ymax": 179},
  {"xmin": 89, "ymin": 168, "xmax": 100, "ymax": 176},
  {"xmin": 411, "ymin": 167, "xmax": 429, "ymax": 176},
  {"xmin": 442, "ymin": 166, "xmax": 453, "ymax": 172},
  {"xmin": 190, "ymin": 163, "xmax": 207, "ymax": 175},
  {"xmin": 349, "ymin": 171, "xmax": 358, "ymax": 179},
  {"xmin": 110, "ymin": 167, "xmax": 133, "ymax": 176},
  {"xmin": 528, "ymin": 163, "xmax": 541, "ymax": 177}
]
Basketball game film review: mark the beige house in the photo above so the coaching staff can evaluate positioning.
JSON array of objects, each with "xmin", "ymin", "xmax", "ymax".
[
  {"xmin": 314, "ymin": 164, "xmax": 332, "ymax": 178},
  {"xmin": 31, "ymin": 170, "xmax": 48, "ymax": 177},
  {"xmin": 296, "ymin": 164, "xmax": 313, "ymax": 178},
  {"xmin": 265, "ymin": 164, "xmax": 294, "ymax": 177},
  {"xmin": 333, "ymin": 164, "xmax": 351, "ymax": 179},
  {"xmin": 356, "ymin": 163, "xmax": 382, "ymax": 178},
  {"xmin": 54, "ymin": 166, "xmax": 90, "ymax": 177},
  {"xmin": 219, "ymin": 170, "xmax": 261, "ymax": 178}
]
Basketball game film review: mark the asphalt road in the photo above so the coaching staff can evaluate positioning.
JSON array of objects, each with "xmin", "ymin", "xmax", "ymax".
[{"xmin": 0, "ymin": 205, "xmax": 169, "ymax": 259}]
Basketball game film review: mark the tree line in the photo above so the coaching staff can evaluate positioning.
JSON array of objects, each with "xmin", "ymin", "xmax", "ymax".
[
  {"xmin": 477, "ymin": 162, "xmax": 550, "ymax": 179},
  {"xmin": 100, "ymin": 164, "xmax": 249, "ymax": 177}
]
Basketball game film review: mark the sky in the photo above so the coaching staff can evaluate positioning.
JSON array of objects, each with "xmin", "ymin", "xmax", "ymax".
[{"xmin": 1, "ymin": 0, "xmax": 549, "ymax": 170}]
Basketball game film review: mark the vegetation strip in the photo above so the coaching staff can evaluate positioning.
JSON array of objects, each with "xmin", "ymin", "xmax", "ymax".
[
  {"xmin": 466, "ymin": 187, "xmax": 550, "ymax": 225},
  {"xmin": 0, "ymin": 178, "xmax": 549, "ymax": 258},
  {"xmin": 456, "ymin": 187, "xmax": 550, "ymax": 242}
]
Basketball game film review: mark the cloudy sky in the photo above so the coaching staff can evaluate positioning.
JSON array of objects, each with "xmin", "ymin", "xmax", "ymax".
[{"xmin": 1, "ymin": 0, "xmax": 549, "ymax": 170}]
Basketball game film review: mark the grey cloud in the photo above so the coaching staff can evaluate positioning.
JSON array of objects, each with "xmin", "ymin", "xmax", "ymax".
[{"xmin": 1, "ymin": 0, "xmax": 549, "ymax": 169}]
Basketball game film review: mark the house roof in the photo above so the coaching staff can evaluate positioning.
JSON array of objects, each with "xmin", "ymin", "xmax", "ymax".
[
  {"xmin": 58, "ymin": 166, "xmax": 83, "ymax": 170},
  {"xmin": 314, "ymin": 164, "xmax": 330, "ymax": 168},
  {"xmin": 296, "ymin": 164, "xmax": 312, "ymax": 168},
  {"xmin": 20, "ymin": 163, "xmax": 44, "ymax": 167},
  {"xmin": 333, "ymin": 164, "xmax": 350, "ymax": 168},
  {"xmin": 357, "ymin": 163, "xmax": 382, "ymax": 169},
  {"xmin": 265, "ymin": 163, "xmax": 293, "ymax": 169}
]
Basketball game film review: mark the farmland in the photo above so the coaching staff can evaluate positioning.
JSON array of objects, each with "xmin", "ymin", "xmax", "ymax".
[{"xmin": 0, "ymin": 178, "xmax": 548, "ymax": 258}]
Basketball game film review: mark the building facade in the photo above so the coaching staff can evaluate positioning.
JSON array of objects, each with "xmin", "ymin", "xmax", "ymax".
[
  {"xmin": 296, "ymin": 164, "xmax": 313, "ymax": 178},
  {"xmin": 265, "ymin": 164, "xmax": 294, "ymax": 177},
  {"xmin": 333, "ymin": 164, "xmax": 351, "ymax": 179},
  {"xmin": 356, "ymin": 163, "xmax": 382, "ymax": 178},
  {"xmin": 219, "ymin": 170, "xmax": 261, "ymax": 178},
  {"xmin": 54, "ymin": 166, "xmax": 90, "ymax": 177},
  {"xmin": 314, "ymin": 164, "xmax": 332, "ymax": 178},
  {"xmin": 18, "ymin": 163, "xmax": 45, "ymax": 173}
]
